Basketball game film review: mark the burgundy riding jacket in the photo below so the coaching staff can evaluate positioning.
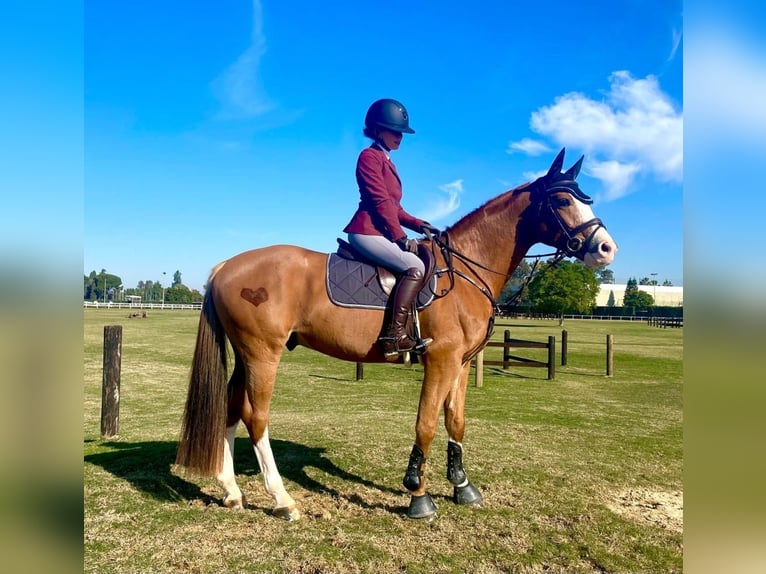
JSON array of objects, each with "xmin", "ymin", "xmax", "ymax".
[{"xmin": 343, "ymin": 144, "xmax": 425, "ymax": 242}]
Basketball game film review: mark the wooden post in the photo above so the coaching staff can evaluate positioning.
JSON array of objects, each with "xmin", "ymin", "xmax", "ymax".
[
  {"xmin": 101, "ymin": 325, "xmax": 123, "ymax": 438},
  {"xmin": 502, "ymin": 330, "xmax": 511, "ymax": 369},
  {"xmin": 474, "ymin": 350, "xmax": 484, "ymax": 388},
  {"xmin": 606, "ymin": 334, "xmax": 614, "ymax": 377},
  {"xmin": 355, "ymin": 362, "xmax": 364, "ymax": 381},
  {"xmin": 547, "ymin": 335, "xmax": 555, "ymax": 380},
  {"xmin": 561, "ymin": 329, "xmax": 568, "ymax": 366}
]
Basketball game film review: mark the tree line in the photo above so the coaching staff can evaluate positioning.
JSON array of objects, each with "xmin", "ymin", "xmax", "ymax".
[
  {"xmin": 83, "ymin": 269, "xmax": 204, "ymax": 303},
  {"xmin": 84, "ymin": 264, "xmax": 673, "ymax": 313},
  {"xmin": 496, "ymin": 260, "xmax": 674, "ymax": 315}
]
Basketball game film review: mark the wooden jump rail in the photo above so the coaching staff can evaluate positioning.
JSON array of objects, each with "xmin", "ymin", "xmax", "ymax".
[
  {"xmin": 356, "ymin": 329, "xmax": 615, "ymax": 381},
  {"xmin": 474, "ymin": 329, "xmax": 555, "ymax": 387}
]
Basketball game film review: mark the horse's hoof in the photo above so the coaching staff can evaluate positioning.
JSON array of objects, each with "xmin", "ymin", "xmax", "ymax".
[
  {"xmin": 406, "ymin": 493, "xmax": 437, "ymax": 520},
  {"xmin": 453, "ymin": 483, "xmax": 483, "ymax": 506},
  {"xmin": 223, "ymin": 494, "xmax": 247, "ymax": 510},
  {"xmin": 273, "ymin": 505, "xmax": 301, "ymax": 521}
]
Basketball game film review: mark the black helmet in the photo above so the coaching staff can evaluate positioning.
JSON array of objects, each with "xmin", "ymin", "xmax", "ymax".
[{"xmin": 364, "ymin": 98, "xmax": 415, "ymax": 134}]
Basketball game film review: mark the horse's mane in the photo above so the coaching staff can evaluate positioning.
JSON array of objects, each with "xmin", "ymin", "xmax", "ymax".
[{"xmin": 444, "ymin": 181, "xmax": 534, "ymax": 236}]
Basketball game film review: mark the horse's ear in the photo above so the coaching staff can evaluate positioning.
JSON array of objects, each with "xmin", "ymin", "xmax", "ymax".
[
  {"xmin": 564, "ymin": 155, "xmax": 584, "ymax": 180},
  {"xmin": 546, "ymin": 148, "xmax": 566, "ymax": 179}
]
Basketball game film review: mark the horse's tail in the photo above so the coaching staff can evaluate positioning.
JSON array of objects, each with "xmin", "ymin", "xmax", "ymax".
[{"xmin": 175, "ymin": 283, "xmax": 229, "ymax": 476}]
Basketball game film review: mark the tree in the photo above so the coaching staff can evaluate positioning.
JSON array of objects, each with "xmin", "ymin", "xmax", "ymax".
[
  {"xmin": 526, "ymin": 260, "xmax": 600, "ymax": 315},
  {"xmin": 84, "ymin": 269, "xmax": 122, "ymax": 301},
  {"xmin": 164, "ymin": 283, "xmax": 202, "ymax": 303},
  {"xmin": 639, "ymin": 276, "xmax": 659, "ymax": 286},
  {"xmin": 123, "ymin": 272, "xmax": 204, "ymax": 303},
  {"xmin": 623, "ymin": 277, "xmax": 639, "ymax": 304},
  {"xmin": 606, "ymin": 290, "xmax": 616, "ymax": 307},
  {"xmin": 595, "ymin": 267, "xmax": 615, "ymax": 284},
  {"xmin": 623, "ymin": 277, "xmax": 654, "ymax": 311},
  {"xmin": 662, "ymin": 279, "xmax": 673, "ymax": 286}
]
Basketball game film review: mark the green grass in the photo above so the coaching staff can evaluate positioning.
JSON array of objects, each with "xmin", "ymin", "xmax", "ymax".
[{"xmin": 84, "ymin": 309, "xmax": 682, "ymax": 573}]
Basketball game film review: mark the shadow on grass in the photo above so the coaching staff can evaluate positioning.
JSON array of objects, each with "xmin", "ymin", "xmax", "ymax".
[
  {"xmin": 84, "ymin": 437, "xmax": 405, "ymax": 514},
  {"xmin": 482, "ymin": 365, "xmax": 606, "ymax": 380},
  {"xmin": 483, "ymin": 366, "xmax": 543, "ymax": 379}
]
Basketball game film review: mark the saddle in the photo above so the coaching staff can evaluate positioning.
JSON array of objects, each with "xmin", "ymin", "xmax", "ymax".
[{"xmin": 326, "ymin": 238, "xmax": 438, "ymax": 310}]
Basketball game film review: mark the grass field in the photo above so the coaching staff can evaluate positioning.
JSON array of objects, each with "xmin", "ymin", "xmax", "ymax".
[{"xmin": 84, "ymin": 309, "xmax": 682, "ymax": 574}]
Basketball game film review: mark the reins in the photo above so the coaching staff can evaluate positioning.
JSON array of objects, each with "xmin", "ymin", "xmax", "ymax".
[
  {"xmin": 418, "ymin": 182, "xmax": 601, "ymax": 363},
  {"xmin": 424, "ymin": 230, "xmax": 496, "ymax": 304},
  {"xmin": 422, "ymin": 229, "xmax": 566, "ymax": 309}
]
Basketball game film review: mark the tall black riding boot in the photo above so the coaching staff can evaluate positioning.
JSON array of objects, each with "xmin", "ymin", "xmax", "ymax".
[{"xmin": 379, "ymin": 267, "xmax": 432, "ymax": 359}]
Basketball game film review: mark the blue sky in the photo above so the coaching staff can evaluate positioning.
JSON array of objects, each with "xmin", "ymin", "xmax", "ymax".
[{"xmin": 82, "ymin": 0, "xmax": 684, "ymax": 292}]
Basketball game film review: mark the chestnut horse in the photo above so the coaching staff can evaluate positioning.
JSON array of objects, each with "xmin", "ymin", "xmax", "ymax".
[{"xmin": 175, "ymin": 148, "xmax": 616, "ymax": 520}]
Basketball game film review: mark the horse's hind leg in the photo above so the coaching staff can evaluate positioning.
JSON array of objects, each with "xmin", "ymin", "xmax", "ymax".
[
  {"xmin": 443, "ymin": 362, "xmax": 483, "ymax": 507},
  {"xmin": 241, "ymin": 354, "xmax": 300, "ymax": 521},
  {"xmin": 216, "ymin": 356, "xmax": 247, "ymax": 509},
  {"xmin": 252, "ymin": 427, "xmax": 299, "ymax": 520},
  {"xmin": 218, "ymin": 423, "xmax": 246, "ymax": 509}
]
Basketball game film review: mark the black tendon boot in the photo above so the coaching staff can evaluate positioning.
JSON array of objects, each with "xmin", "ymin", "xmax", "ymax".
[{"xmin": 379, "ymin": 267, "xmax": 432, "ymax": 359}]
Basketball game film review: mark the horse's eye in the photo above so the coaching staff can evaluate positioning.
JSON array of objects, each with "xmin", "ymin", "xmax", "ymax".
[{"xmin": 554, "ymin": 197, "xmax": 571, "ymax": 209}]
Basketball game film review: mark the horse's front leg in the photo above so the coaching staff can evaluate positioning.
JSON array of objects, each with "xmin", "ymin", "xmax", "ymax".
[
  {"xmin": 402, "ymin": 355, "xmax": 462, "ymax": 519},
  {"xmin": 443, "ymin": 361, "xmax": 483, "ymax": 507}
]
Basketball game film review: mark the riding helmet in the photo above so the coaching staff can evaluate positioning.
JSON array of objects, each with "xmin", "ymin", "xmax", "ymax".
[{"xmin": 364, "ymin": 98, "xmax": 415, "ymax": 134}]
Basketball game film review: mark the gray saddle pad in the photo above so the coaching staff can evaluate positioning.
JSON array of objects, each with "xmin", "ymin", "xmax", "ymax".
[{"xmin": 326, "ymin": 254, "xmax": 436, "ymax": 310}]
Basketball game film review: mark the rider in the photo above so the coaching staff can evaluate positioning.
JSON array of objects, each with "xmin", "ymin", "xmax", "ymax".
[{"xmin": 343, "ymin": 98, "xmax": 439, "ymax": 359}]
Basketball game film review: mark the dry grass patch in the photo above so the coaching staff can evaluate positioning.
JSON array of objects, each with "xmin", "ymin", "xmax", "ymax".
[{"xmin": 604, "ymin": 487, "xmax": 683, "ymax": 533}]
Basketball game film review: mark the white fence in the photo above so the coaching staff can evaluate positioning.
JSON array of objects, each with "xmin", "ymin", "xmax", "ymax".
[
  {"xmin": 83, "ymin": 301, "xmax": 203, "ymax": 311},
  {"xmin": 499, "ymin": 313, "xmax": 674, "ymax": 322}
]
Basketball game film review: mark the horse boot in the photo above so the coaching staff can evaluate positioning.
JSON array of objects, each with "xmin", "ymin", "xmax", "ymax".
[{"xmin": 379, "ymin": 267, "xmax": 433, "ymax": 359}]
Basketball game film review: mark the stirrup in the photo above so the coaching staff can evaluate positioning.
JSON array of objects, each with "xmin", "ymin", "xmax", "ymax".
[
  {"xmin": 379, "ymin": 335, "xmax": 432, "ymax": 359},
  {"xmin": 412, "ymin": 336, "xmax": 433, "ymax": 355}
]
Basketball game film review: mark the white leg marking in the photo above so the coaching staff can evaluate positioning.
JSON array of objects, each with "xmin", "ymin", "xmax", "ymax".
[
  {"xmin": 254, "ymin": 427, "xmax": 300, "ymax": 520},
  {"xmin": 217, "ymin": 423, "xmax": 245, "ymax": 508}
]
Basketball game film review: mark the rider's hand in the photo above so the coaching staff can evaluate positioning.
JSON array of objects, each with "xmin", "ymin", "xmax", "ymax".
[
  {"xmin": 396, "ymin": 237, "xmax": 419, "ymax": 253},
  {"xmin": 420, "ymin": 222, "xmax": 440, "ymax": 236}
]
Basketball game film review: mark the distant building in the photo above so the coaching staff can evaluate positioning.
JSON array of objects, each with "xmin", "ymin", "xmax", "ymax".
[{"xmin": 597, "ymin": 284, "xmax": 683, "ymax": 307}]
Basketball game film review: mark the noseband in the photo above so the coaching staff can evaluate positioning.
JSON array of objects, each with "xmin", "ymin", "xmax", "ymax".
[{"xmin": 541, "ymin": 181, "xmax": 605, "ymax": 259}]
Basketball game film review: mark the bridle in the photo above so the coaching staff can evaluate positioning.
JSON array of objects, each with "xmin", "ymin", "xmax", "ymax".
[
  {"xmin": 540, "ymin": 180, "xmax": 605, "ymax": 260},
  {"xmin": 424, "ymin": 180, "xmax": 605, "ymax": 302},
  {"xmin": 420, "ymin": 180, "xmax": 607, "ymax": 361}
]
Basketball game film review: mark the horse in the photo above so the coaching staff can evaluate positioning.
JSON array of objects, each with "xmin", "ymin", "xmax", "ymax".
[{"xmin": 175, "ymin": 148, "xmax": 617, "ymax": 520}]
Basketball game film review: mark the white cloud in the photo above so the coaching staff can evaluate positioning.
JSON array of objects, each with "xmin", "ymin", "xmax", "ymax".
[
  {"xmin": 507, "ymin": 138, "xmax": 551, "ymax": 156},
  {"xmin": 420, "ymin": 179, "xmax": 464, "ymax": 223},
  {"xmin": 669, "ymin": 27, "xmax": 682, "ymax": 62},
  {"xmin": 587, "ymin": 160, "xmax": 641, "ymax": 201},
  {"xmin": 212, "ymin": 0, "xmax": 274, "ymax": 119},
  {"xmin": 526, "ymin": 71, "xmax": 682, "ymax": 199}
]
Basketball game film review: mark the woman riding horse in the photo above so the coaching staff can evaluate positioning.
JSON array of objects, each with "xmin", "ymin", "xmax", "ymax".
[
  {"xmin": 175, "ymin": 147, "xmax": 617, "ymax": 521},
  {"xmin": 343, "ymin": 98, "xmax": 440, "ymax": 359}
]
